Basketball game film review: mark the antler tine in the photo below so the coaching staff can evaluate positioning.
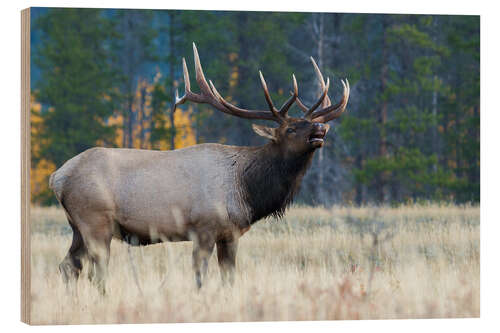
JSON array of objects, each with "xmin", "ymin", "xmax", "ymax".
[
  {"xmin": 297, "ymin": 57, "xmax": 330, "ymax": 118},
  {"xmin": 322, "ymin": 78, "xmax": 350, "ymax": 121},
  {"xmin": 173, "ymin": 58, "xmax": 190, "ymax": 111},
  {"xmin": 321, "ymin": 79, "xmax": 350, "ymax": 121},
  {"xmin": 192, "ymin": 43, "xmax": 221, "ymax": 102},
  {"xmin": 182, "ymin": 58, "xmax": 191, "ymax": 92},
  {"xmin": 209, "ymin": 80, "xmax": 279, "ymax": 121},
  {"xmin": 310, "ymin": 57, "xmax": 326, "ymax": 90},
  {"xmin": 279, "ymin": 74, "xmax": 298, "ymax": 117},
  {"xmin": 259, "ymin": 71, "xmax": 281, "ymax": 119},
  {"xmin": 310, "ymin": 78, "xmax": 350, "ymax": 122},
  {"xmin": 304, "ymin": 77, "xmax": 330, "ymax": 119},
  {"xmin": 322, "ymin": 95, "xmax": 331, "ymax": 109}
]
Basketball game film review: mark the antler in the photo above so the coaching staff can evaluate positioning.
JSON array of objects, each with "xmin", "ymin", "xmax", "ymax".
[
  {"xmin": 210, "ymin": 68, "xmax": 299, "ymax": 124},
  {"xmin": 278, "ymin": 74, "xmax": 298, "ymax": 117},
  {"xmin": 296, "ymin": 57, "xmax": 350, "ymax": 123},
  {"xmin": 257, "ymin": 71, "xmax": 298, "ymax": 118},
  {"xmin": 174, "ymin": 43, "xmax": 293, "ymax": 124}
]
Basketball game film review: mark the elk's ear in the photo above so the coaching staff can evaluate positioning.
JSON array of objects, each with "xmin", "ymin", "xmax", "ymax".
[{"xmin": 252, "ymin": 124, "xmax": 277, "ymax": 141}]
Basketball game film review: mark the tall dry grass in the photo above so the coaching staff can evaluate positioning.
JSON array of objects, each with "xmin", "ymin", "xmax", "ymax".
[{"xmin": 29, "ymin": 204, "xmax": 479, "ymax": 324}]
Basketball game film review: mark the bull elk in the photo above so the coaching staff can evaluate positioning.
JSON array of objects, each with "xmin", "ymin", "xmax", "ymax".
[{"xmin": 50, "ymin": 43, "xmax": 350, "ymax": 293}]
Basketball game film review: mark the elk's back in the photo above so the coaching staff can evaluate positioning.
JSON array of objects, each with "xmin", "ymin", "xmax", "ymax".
[{"xmin": 50, "ymin": 145, "xmax": 245, "ymax": 240}]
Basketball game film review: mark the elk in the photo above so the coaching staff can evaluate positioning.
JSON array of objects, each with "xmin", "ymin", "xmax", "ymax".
[{"xmin": 50, "ymin": 43, "xmax": 349, "ymax": 293}]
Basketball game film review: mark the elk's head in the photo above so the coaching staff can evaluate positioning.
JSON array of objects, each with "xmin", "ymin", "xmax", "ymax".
[
  {"xmin": 252, "ymin": 118, "xmax": 329, "ymax": 155},
  {"xmin": 174, "ymin": 43, "xmax": 350, "ymax": 157}
]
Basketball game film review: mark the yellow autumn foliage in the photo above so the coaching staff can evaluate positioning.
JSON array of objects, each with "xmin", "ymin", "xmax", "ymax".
[
  {"xmin": 174, "ymin": 105, "xmax": 196, "ymax": 148},
  {"xmin": 30, "ymin": 95, "xmax": 56, "ymax": 203},
  {"xmin": 106, "ymin": 76, "xmax": 196, "ymax": 150}
]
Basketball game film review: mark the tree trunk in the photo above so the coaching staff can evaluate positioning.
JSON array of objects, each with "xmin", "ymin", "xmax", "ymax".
[
  {"xmin": 431, "ymin": 16, "xmax": 440, "ymax": 173},
  {"xmin": 467, "ymin": 105, "xmax": 479, "ymax": 197},
  {"xmin": 376, "ymin": 17, "xmax": 389, "ymax": 203},
  {"xmin": 122, "ymin": 111, "xmax": 128, "ymax": 148},
  {"xmin": 234, "ymin": 12, "xmax": 252, "ymax": 147},
  {"xmin": 432, "ymin": 76, "xmax": 438, "ymax": 172},
  {"xmin": 316, "ymin": 13, "xmax": 325, "ymax": 205},
  {"xmin": 168, "ymin": 12, "xmax": 176, "ymax": 150},
  {"xmin": 354, "ymin": 154, "xmax": 363, "ymax": 206},
  {"xmin": 126, "ymin": 93, "xmax": 134, "ymax": 148},
  {"xmin": 139, "ymin": 83, "xmax": 147, "ymax": 149},
  {"xmin": 125, "ymin": 14, "xmax": 136, "ymax": 149}
]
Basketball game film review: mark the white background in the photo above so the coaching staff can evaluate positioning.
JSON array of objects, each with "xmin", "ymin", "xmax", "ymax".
[{"xmin": 1, "ymin": 0, "xmax": 498, "ymax": 331}]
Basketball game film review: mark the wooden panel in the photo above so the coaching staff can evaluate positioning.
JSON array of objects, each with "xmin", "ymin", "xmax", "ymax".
[{"xmin": 21, "ymin": 7, "xmax": 31, "ymax": 325}]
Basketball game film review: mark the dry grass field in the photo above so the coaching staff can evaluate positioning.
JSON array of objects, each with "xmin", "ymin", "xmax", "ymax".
[{"xmin": 29, "ymin": 204, "xmax": 479, "ymax": 324}]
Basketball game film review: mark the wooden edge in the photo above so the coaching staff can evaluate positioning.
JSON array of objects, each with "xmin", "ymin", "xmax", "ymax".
[{"xmin": 21, "ymin": 7, "xmax": 31, "ymax": 325}]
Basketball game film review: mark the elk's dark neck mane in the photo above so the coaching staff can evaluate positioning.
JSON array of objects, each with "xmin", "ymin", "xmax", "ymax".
[{"xmin": 240, "ymin": 144, "xmax": 315, "ymax": 224}]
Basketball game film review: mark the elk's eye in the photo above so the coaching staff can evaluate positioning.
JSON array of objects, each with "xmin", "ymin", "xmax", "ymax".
[{"xmin": 286, "ymin": 128, "xmax": 296, "ymax": 134}]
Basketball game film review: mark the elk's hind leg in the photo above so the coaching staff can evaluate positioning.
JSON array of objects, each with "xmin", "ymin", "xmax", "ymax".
[
  {"xmin": 216, "ymin": 238, "xmax": 238, "ymax": 286},
  {"xmin": 72, "ymin": 212, "xmax": 113, "ymax": 295},
  {"xmin": 59, "ymin": 222, "xmax": 87, "ymax": 283}
]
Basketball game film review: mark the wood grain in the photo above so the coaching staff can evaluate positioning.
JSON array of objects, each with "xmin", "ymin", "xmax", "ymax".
[{"xmin": 21, "ymin": 7, "xmax": 31, "ymax": 325}]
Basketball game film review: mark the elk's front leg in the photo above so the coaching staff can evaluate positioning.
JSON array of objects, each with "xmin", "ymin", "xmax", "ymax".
[
  {"xmin": 191, "ymin": 233, "xmax": 215, "ymax": 289},
  {"xmin": 216, "ymin": 238, "xmax": 238, "ymax": 286}
]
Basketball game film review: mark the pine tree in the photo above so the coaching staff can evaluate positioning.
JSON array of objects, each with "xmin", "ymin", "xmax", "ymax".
[{"xmin": 34, "ymin": 8, "xmax": 118, "ymax": 167}]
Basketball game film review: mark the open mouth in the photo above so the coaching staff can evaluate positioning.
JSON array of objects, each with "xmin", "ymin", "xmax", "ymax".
[{"xmin": 308, "ymin": 131, "xmax": 326, "ymax": 144}]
